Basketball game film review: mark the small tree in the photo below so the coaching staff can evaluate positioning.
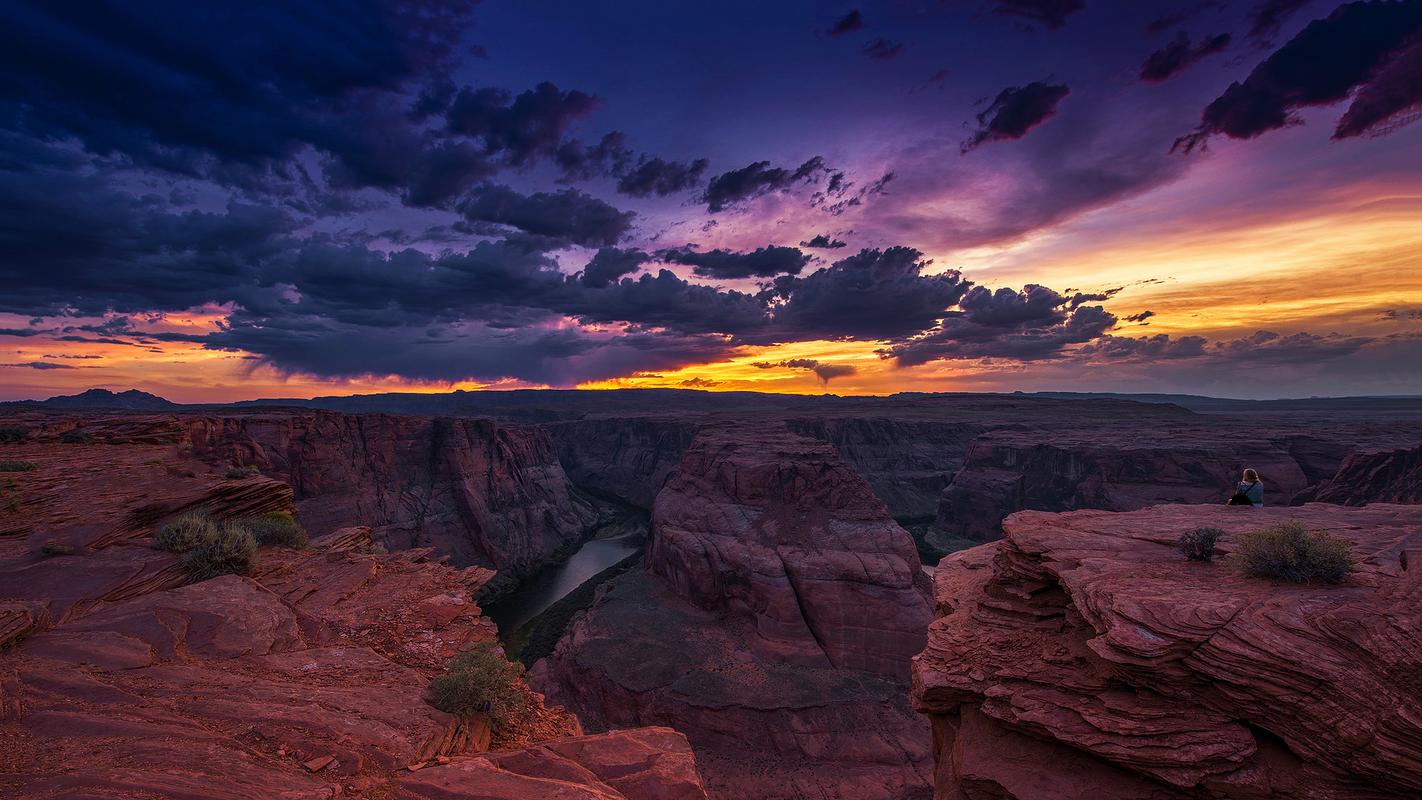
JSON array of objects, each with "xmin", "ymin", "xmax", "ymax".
[
  {"xmin": 1176, "ymin": 527, "xmax": 1222, "ymax": 562},
  {"xmin": 183, "ymin": 522, "xmax": 257, "ymax": 581},
  {"xmin": 429, "ymin": 641, "xmax": 531, "ymax": 730},
  {"xmin": 1237, "ymin": 521, "xmax": 1351, "ymax": 584}
]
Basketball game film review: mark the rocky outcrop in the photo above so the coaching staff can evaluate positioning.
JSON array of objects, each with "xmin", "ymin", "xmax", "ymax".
[
  {"xmin": 1294, "ymin": 445, "xmax": 1422, "ymax": 505},
  {"xmin": 934, "ymin": 432, "xmax": 1312, "ymax": 541},
  {"xmin": 0, "ymin": 417, "xmax": 707, "ymax": 800},
  {"xmin": 184, "ymin": 411, "xmax": 598, "ymax": 584},
  {"xmin": 535, "ymin": 424, "xmax": 934, "ymax": 799},
  {"xmin": 912, "ymin": 503, "xmax": 1422, "ymax": 799}
]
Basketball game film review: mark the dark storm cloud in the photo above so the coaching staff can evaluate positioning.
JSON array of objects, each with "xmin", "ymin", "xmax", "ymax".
[
  {"xmin": 445, "ymin": 82, "xmax": 602, "ymax": 164},
  {"xmin": 554, "ymin": 133, "xmax": 632, "ymax": 181},
  {"xmin": 800, "ymin": 235, "xmax": 848, "ymax": 249},
  {"xmin": 402, "ymin": 142, "xmax": 497, "ymax": 208},
  {"xmin": 456, "ymin": 184, "xmax": 634, "ymax": 247},
  {"xmin": 770, "ymin": 247, "xmax": 971, "ymax": 341},
  {"xmin": 885, "ymin": 284, "xmax": 1116, "ymax": 365},
  {"xmin": 580, "ymin": 248, "xmax": 649, "ymax": 289},
  {"xmin": 753, "ymin": 358, "xmax": 857, "ymax": 385},
  {"xmin": 557, "ymin": 269, "xmax": 772, "ymax": 337},
  {"xmin": 616, "ymin": 157, "xmax": 710, "ymax": 198},
  {"xmin": 658, "ymin": 246, "xmax": 810, "ymax": 280},
  {"xmin": 205, "ymin": 313, "xmax": 741, "ymax": 387},
  {"xmin": 1140, "ymin": 33, "xmax": 1231, "ymax": 83},
  {"xmin": 827, "ymin": 10, "xmax": 865, "ymax": 36},
  {"xmin": 703, "ymin": 157, "xmax": 829, "ymax": 212},
  {"xmin": 987, "ymin": 0, "xmax": 1086, "ymax": 31},
  {"xmin": 0, "ymin": 328, "xmax": 44, "ymax": 337},
  {"xmin": 1175, "ymin": 2, "xmax": 1422, "ymax": 152},
  {"xmin": 962, "ymin": 82, "xmax": 1070, "ymax": 152},
  {"xmin": 0, "ymin": 1, "xmax": 476, "ymax": 182},
  {"xmin": 862, "ymin": 38, "xmax": 905, "ymax": 60},
  {"xmin": 1078, "ymin": 333, "xmax": 1207, "ymax": 359},
  {"xmin": 2, "ymin": 361, "xmax": 78, "ymax": 370},
  {"xmin": 1245, "ymin": 0, "xmax": 1311, "ymax": 45},
  {"xmin": 0, "ymin": 164, "xmax": 296, "ymax": 316}
]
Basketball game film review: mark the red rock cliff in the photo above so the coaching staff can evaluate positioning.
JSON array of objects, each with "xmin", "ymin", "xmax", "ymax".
[
  {"xmin": 183, "ymin": 411, "xmax": 598, "ymax": 586},
  {"xmin": 912, "ymin": 503, "xmax": 1422, "ymax": 799},
  {"xmin": 534, "ymin": 424, "xmax": 935, "ymax": 799}
]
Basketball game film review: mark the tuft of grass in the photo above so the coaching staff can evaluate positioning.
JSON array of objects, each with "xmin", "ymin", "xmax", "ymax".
[
  {"xmin": 241, "ymin": 511, "xmax": 308, "ymax": 548},
  {"xmin": 0, "ymin": 425, "xmax": 29, "ymax": 444},
  {"xmin": 224, "ymin": 464, "xmax": 260, "ymax": 479},
  {"xmin": 1237, "ymin": 520, "xmax": 1352, "ymax": 584},
  {"xmin": 0, "ymin": 461, "xmax": 36, "ymax": 472},
  {"xmin": 429, "ymin": 641, "xmax": 532, "ymax": 731},
  {"xmin": 153, "ymin": 512, "xmax": 216, "ymax": 553},
  {"xmin": 1177, "ymin": 527, "xmax": 1222, "ymax": 562},
  {"xmin": 182, "ymin": 522, "xmax": 257, "ymax": 582},
  {"xmin": 60, "ymin": 429, "xmax": 92, "ymax": 444}
]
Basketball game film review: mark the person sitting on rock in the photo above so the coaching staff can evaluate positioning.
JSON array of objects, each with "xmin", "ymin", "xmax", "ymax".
[{"xmin": 1228, "ymin": 468, "xmax": 1264, "ymax": 507}]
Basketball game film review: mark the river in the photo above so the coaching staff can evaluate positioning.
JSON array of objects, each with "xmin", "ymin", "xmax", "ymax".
[{"xmin": 484, "ymin": 533, "xmax": 643, "ymax": 635}]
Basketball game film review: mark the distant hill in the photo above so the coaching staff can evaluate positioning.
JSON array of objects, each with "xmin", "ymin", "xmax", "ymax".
[{"xmin": 38, "ymin": 388, "xmax": 179, "ymax": 410}]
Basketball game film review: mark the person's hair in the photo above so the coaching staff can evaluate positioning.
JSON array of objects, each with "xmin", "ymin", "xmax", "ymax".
[{"xmin": 1243, "ymin": 468, "xmax": 1259, "ymax": 482}]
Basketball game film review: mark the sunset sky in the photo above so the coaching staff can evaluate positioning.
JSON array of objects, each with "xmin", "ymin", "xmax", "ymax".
[{"xmin": 2, "ymin": 0, "xmax": 1420, "ymax": 402}]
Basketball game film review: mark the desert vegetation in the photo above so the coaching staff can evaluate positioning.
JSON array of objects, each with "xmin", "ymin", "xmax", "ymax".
[
  {"xmin": 153, "ymin": 510, "xmax": 308, "ymax": 581},
  {"xmin": 429, "ymin": 641, "xmax": 534, "ymax": 732},
  {"xmin": 1237, "ymin": 520, "xmax": 1352, "ymax": 583},
  {"xmin": 224, "ymin": 464, "xmax": 260, "ymax": 479},
  {"xmin": 0, "ymin": 425, "xmax": 28, "ymax": 443},
  {"xmin": 0, "ymin": 461, "xmax": 36, "ymax": 472},
  {"xmin": 60, "ymin": 429, "xmax": 93, "ymax": 444},
  {"xmin": 1176, "ymin": 527, "xmax": 1222, "ymax": 562}
]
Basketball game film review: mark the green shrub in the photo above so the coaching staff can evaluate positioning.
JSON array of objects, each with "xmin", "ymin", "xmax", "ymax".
[
  {"xmin": 0, "ymin": 425, "xmax": 28, "ymax": 443},
  {"xmin": 429, "ymin": 641, "xmax": 531, "ymax": 729},
  {"xmin": 182, "ymin": 522, "xmax": 257, "ymax": 581},
  {"xmin": 153, "ymin": 512, "xmax": 216, "ymax": 552},
  {"xmin": 242, "ymin": 511, "xmax": 308, "ymax": 548},
  {"xmin": 1177, "ymin": 527, "xmax": 1222, "ymax": 562},
  {"xmin": 225, "ymin": 464, "xmax": 259, "ymax": 479},
  {"xmin": 60, "ymin": 429, "xmax": 92, "ymax": 444},
  {"xmin": 0, "ymin": 461, "xmax": 36, "ymax": 472},
  {"xmin": 1237, "ymin": 521, "xmax": 1352, "ymax": 584}
]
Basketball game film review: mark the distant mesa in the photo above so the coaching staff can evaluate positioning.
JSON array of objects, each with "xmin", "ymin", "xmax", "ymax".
[{"xmin": 39, "ymin": 388, "xmax": 178, "ymax": 410}]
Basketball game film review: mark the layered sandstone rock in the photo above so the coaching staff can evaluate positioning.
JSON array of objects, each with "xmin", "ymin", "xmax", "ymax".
[
  {"xmin": 535, "ymin": 424, "xmax": 935, "ymax": 799},
  {"xmin": 0, "ymin": 419, "xmax": 706, "ymax": 800},
  {"xmin": 546, "ymin": 416, "xmax": 701, "ymax": 508},
  {"xmin": 912, "ymin": 503, "xmax": 1422, "ymax": 799}
]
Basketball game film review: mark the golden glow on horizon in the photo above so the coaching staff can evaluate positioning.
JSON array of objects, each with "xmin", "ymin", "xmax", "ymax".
[{"xmin": 4, "ymin": 179, "xmax": 1420, "ymax": 401}]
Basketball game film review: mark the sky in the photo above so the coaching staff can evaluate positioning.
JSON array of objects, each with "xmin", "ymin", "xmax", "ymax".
[{"xmin": 1, "ymin": 0, "xmax": 1420, "ymax": 402}]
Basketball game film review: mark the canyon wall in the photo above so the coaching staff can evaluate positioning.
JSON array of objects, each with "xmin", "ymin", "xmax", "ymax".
[
  {"xmin": 1294, "ymin": 444, "xmax": 1422, "ymax": 505},
  {"xmin": 534, "ymin": 423, "xmax": 934, "ymax": 799},
  {"xmin": 183, "ymin": 411, "xmax": 599, "ymax": 586},
  {"xmin": 912, "ymin": 503, "xmax": 1422, "ymax": 799}
]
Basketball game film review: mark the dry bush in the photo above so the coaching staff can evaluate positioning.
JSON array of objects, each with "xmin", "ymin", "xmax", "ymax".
[
  {"xmin": 241, "ymin": 511, "xmax": 308, "ymax": 548},
  {"xmin": 0, "ymin": 426, "xmax": 29, "ymax": 443},
  {"xmin": 1176, "ymin": 527, "xmax": 1222, "ymax": 562},
  {"xmin": 0, "ymin": 461, "xmax": 36, "ymax": 472},
  {"xmin": 182, "ymin": 522, "xmax": 257, "ymax": 581},
  {"xmin": 224, "ymin": 464, "xmax": 260, "ymax": 479},
  {"xmin": 60, "ymin": 429, "xmax": 93, "ymax": 444},
  {"xmin": 1237, "ymin": 520, "xmax": 1351, "ymax": 584},
  {"xmin": 153, "ymin": 512, "xmax": 216, "ymax": 553}
]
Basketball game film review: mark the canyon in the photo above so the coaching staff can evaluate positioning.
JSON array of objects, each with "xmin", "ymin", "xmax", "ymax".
[{"xmin": 2, "ymin": 388, "xmax": 1421, "ymax": 799}]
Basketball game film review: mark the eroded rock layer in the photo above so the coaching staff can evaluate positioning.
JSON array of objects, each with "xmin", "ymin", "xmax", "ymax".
[
  {"xmin": 912, "ymin": 503, "xmax": 1422, "ymax": 799},
  {"xmin": 535, "ymin": 423, "xmax": 935, "ymax": 799},
  {"xmin": 0, "ymin": 419, "xmax": 707, "ymax": 800}
]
